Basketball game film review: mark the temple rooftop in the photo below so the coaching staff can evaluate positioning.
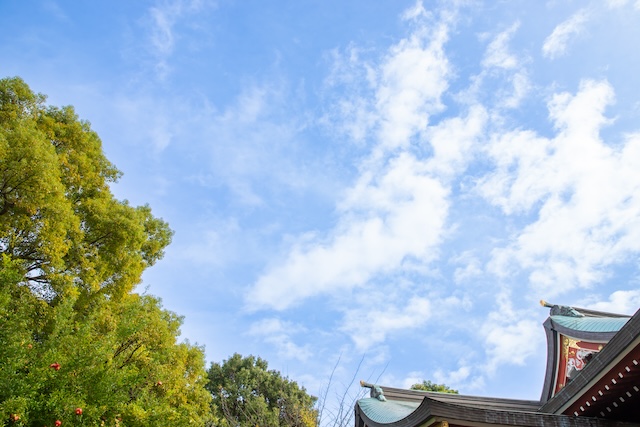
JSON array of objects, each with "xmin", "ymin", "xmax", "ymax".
[{"xmin": 355, "ymin": 302, "xmax": 640, "ymax": 427}]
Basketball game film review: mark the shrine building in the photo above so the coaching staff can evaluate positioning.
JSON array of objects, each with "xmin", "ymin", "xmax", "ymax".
[{"xmin": 354, "ymin": 302, "xmax": 640, "ymax": 427}]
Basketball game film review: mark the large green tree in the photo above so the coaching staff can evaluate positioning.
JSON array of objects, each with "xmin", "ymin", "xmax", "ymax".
[
  {"xmin": 207, "ymin": 354, "xmax": 318, "ymax": 427},
  {"xmin": 0, "ymin": 77, "xmax": 171, "ymax": 305},
  {"xmin": 0, "ymin": 77, "xmax": 212, "ymax": 427}
]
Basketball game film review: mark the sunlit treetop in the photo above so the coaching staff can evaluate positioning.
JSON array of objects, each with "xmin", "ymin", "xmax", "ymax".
[{"xmin": 0, "ymin": 77, "xmax": 172, "ymax": 305}]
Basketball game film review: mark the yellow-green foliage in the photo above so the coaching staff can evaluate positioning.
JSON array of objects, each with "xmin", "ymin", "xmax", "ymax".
[{"xmin": 0, "ymin": 77, "xmax": 211, "ymax": 427}]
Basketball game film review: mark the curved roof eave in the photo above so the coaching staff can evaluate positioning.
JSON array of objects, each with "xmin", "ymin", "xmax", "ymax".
[
  {"xmin": 550, "ymin": 315, "xmax": 630, "ymax": 334},
  {"xmin": 356, "ymin": 394, "xmax": 640, "ymax": 427}
]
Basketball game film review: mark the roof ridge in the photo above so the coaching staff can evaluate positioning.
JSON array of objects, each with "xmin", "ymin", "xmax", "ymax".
[{"xmin": 540, "ymin": 300, "xmax": 632, "ymax": 318}]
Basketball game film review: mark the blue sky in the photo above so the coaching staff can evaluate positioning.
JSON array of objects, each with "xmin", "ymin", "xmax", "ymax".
[{"xmin": 3, "ymin": 0, "xmax": 640, "ymax": 421}]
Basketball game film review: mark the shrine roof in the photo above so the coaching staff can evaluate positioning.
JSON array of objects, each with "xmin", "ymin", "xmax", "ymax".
[
  {"xmin": 357, "ymin": 398, "xmax": 419, "ymax": 424},
  {"xmin": 355, "ymin": 303, "xmax": 640, "ymax": 426},
  {"xmin": 355, "ymin": 387, "xmax": 640, "ymax": 427},
  {"xmin": 540, "ymin": 308, "xmax": 640, "ymax": 419},
  {"xmin": 365, "ymin": 386, "xmax": 542, "ymax": 411},
  {"xmin": 550, "ymin": 314, "xmax": 630, "ymax": 333}
]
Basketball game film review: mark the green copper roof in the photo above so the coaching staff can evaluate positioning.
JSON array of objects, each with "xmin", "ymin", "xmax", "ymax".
[
  {"xmin": 551, "ymin": 315, "xmax": 629, "ymax": 333},
  {"xmin": 358, "ymin": 398, "xmax": 420, "ymax": 424}
]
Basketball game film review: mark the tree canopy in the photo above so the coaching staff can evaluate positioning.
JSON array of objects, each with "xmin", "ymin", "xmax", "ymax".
[
  {"xmin": 410, "ymin": 380, "xmax": 458, "ymax": 394},
  {"xmin": 207, "ymin": 353, "xmax": 318, "ymax": 427},
  {"xmin": 0, "ymin": 77, "xmax": 211, "ymax": 427},
  {"xmin": 0, "ymin": 77, "xmax": 172, "ymax": 305}
]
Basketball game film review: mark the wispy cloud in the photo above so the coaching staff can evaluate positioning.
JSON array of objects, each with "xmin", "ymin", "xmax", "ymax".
[
  {"xmin": 604, "ymin": 0, "xmax": 640, "ymax": 9},
  {"xmin": 247, "ymin": 7, "xmax": 461, "ymax": 313},
  {"xmin": 583, "ymin": 289, "xmax": 640, "ymax": 314},
  {"xmin": 482, "ymin": 22, "xmax": 520, "ymax": 70},
  {"xmin": 481, "ymin": 23, "xmax": 531, "ymax": 109},
  {"xmin": 322, "ymin": 5, "xmax": 452, "ymax": 152},
  {"xmin": 247, "ymin": 153, "xmax": 450, "ymax": 310},
  {"xmin": 199, "ymin": 82, "xmax": 334, "ymax": 206},
  {"xmin": 374, "ymin": 20, "xmax": 450, "ymax": 151},
  {"xmin": 143, "ymin": 0, "xmax": 215, "ymax": 79},
  {"xmin": 480, "ymin": 292, "xmax": 542, "ymax": 375},
  {"xmin": 246, "ymin": 106, "xmax": 486, "ymax": 312},
  {"xmin": 542, "ymin": 9, "xmax": 589, "ymax": 59},
  {"xmin": 238, "ymin": 0, "xmax": 640, "ymax": 389},
  {"xmin": 342, "ymin": 295, "xmax": 431, "ymax": 351},
  {"xmin": 481, "ymin": 79, "xmax": 640, "ymax": 297},
  {"xmin": 432, "ymin": 365, "xmax": 485, "ymax": 392},
  {"xmin": 606, "ymin": 0, "xmax": 628, "ymax": 7},
  {"xmin": 248, "ymin": 318, "xmax": 312, "ymax": 361},
  {"xmin": 452, "ymin": 251, "xmax": 483, "ymax": 284}
]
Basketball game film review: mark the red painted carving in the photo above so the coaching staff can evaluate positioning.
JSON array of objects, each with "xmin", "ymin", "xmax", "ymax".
[{"xmin": 555, "ymin": 335, "xmax": 603, "ymax": 394}]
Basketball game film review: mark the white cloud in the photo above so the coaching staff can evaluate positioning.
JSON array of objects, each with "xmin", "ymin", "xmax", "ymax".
[
  {"xmin": 480, "ymin": 292, "xmax": 543, "ymax": 375},
  {"xmin": 584, "ymin": 290, "xmax": 640, "ymax": 315},
  {"xmin": 375, "ymin": 21, "xmax": 450, "ymax": 150},
  {"xmin": 248, "ymin": 153, "xmax": 450, "ymax": 310},
  {"xmin": 611, "ymin": 0, "xmax": 640, "ymax": 8},
  {"xmin": 451, "ymin": 252, "xmax": 483, "ymax": 284},
  {"xmin": 502, "ymin": 70, "xmax": 531, "ymax": 109},
  {"xmin": 148, "ymin": 5, "xmax": 176, "ymax": 56},
  {"xmin": 400, "ymin": 372, "xmax": 426, "ymax": 390},
  {"xmin": 248, "ymin": 318, "xmax": 312, "ymax": 361},
  {"xmin": 542, "ymin": 9, "xmax": 589, "ymax": 59},
  {"xmin": 606, "ymin": 0, "xmax": 629, "ymax": 8},
  {"xmin": 424, "ymin": 106, "xmax": 486, "ymax": 177},
  {"xmin": 323, "ymin": 8, "xmax": 452, "ymax": 153},
  {"xmin": 482, "ymin": 22, "xmax": 520, "ymax": 70},
  {"xmin": 321, "ymin": 46, "xmax": 378, "ymax": 144},
  {"xmin": 481, "ymin": 80, "xmax": 640, "ymax": 297},
  {"xmin": 246, "ymin": 10, "xmax": 463, "ymax": 311},
  {"xmin": 401, "ymin": 0, "xmax": 429, "ymax": 21},
  {"xmin": 432, "ymin": 365, "xmax": 486, "ymax": 392},
  {"xmin": 436, "ymin": 365, "xmax": 470, "ymax": 384},
  {"xmin": 200, "ymin": 82, "xmax": 333, "ymax": 206},
  {"xmin": 463, "ymin": 23, "xmax": 530, "ymax": 111},
  {"xmin": 144, "ymin": 0, "xmax": 215, "ymax": 79},
  {"xmin": 483, "ymin": 318, "xmax": 541, "ymax": 374},
  {"xmin": 221, "ymin": 1, "xmax": 640, "ymax": 389},
  {"xmin": 398, "ymin": 366, "xmax": 483, "ymax": 393},
  {"xmin": 341, "ymin": 296, "xmax": 432, "ymax": 351}
]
